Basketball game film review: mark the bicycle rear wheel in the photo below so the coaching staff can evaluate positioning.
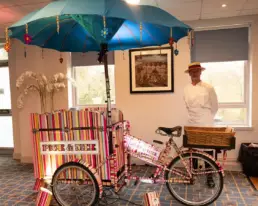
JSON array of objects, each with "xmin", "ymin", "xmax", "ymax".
[
  {"xmin": 51, "ymin": 162, "xmax": 99, "ymax": 206},
  {"xmin": 165, "ymin": 152, "xmax": 223, "ymax": 206}
]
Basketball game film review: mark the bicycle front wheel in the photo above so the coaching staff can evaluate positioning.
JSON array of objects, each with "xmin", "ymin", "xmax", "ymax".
[
  {"xmin": 51, "ymin": 162, "xmax": 100, "ymax": 206},
  {"xmin": 165, "ymin": 152, "xmax": 223, "ymax": 206}
]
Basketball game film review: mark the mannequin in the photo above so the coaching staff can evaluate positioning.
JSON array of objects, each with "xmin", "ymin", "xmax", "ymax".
[{"xmin": 183, "ymin": 62, "xmax": 218, "ymax": 188}]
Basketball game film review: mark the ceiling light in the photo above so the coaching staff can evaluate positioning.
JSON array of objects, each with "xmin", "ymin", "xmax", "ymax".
[
  {"xmin": 125, "ymin": 0, "xmax": 140, "ymax": 5},
  {"xmin": 222, "ymin": 4, "xmax": 227, "ymax": 8}
]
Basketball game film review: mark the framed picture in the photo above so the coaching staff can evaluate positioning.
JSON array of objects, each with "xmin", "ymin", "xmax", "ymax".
[{"xmin": 129, "ymin": 47, "xmax": 174, "ymax": 93}]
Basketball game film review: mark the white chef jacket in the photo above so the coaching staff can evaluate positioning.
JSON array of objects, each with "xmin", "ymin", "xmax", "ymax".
[{"xmin": 183, "ymin": 81, "xmax": 218, "ymax": 126}]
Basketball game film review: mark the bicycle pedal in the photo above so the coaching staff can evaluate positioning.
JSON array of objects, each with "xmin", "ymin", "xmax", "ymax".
[
  {"xmin": 140, "ymin": 179, "xmax": 154, "ymax": 184},
  {"xmin": 134, "ymin": 179, "xmax": 139, "ymax": 186}
]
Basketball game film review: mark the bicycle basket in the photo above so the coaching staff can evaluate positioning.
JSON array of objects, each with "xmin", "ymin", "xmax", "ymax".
[{"xmin": 183, "ymin": 126, "xmax": 236, "ymax": 150}]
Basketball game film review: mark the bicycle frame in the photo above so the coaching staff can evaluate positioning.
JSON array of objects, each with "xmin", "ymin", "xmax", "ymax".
[
  {"xmin": 51, "ymin": 122, "xmax": 226, "ymax": 206},
  {"xmin": 91, "ymin": 124, "xmax": 224, "ymax": 192},
  {"xmin": 122, "ymin": 133, "xmax": 224, "ymax": 186}
]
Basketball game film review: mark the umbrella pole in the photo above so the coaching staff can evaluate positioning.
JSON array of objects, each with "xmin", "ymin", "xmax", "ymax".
[{"xmin": 99, "ymin": 43, "xmax": 113, "ymax": 155}]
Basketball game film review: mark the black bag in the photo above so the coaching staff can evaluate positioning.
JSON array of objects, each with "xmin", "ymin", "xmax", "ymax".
[{"xmin": 238, "ymin": 143, "xmax": 258, "ymax": 177}]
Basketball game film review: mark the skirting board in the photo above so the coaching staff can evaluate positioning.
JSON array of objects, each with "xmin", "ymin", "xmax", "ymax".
[
  {"xmin": 217, "ymin": 158, "xmax": 242, "ymax": 171},
  {"xmin": 0, "ymin": 147, "xmax": 14, "ymax": 155},
  {"xmin": 21, "ymin": 156, "xmax": 33, "ymax": 164},
  {"xmin": 13, "ymin": 153, "xmax": 21, "ymax": 160}
]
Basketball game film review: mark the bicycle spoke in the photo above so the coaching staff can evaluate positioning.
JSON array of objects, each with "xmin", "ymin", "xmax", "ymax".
[
  {"xmin": 52, "ymin": 163, "xmax": 99, "ymax": 206},
  {"xmin": 165, "ymin": 153, "xmax": 223, "ymax": 206}
]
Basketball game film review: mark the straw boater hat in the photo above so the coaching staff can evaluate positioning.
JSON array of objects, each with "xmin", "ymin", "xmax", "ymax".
[{"xmin": 185, "ymin": 62, "xmax": 205, "ymax": 73}]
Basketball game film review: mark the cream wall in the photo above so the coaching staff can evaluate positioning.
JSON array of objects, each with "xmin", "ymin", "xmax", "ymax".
[
  {"xmin": 115, "ymin": 40, "xmax": 189, "ymax": 163},
  {"xmin": 115, "ymin": 15, "xmax": 258, "ymax": 170},
  {"xmin": 9, "ymin": 15, "xmax": 258, "ymax": 170},
  {"xmin": 9, "ymin": 39, "xmax": 69, "ymax": 162}
]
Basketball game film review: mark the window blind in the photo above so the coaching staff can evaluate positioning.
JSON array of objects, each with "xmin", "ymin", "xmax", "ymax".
[
  {"xmin": 72, "ymin": 51, "xmax": 114, "ymax": 66},
  {"xmin": 191, "ymin": 27, "xmax": 249, "ymax": 63}
]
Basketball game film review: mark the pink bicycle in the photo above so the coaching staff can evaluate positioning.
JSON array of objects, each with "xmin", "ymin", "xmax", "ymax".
[{"xmin": 51, "ymin": 124, "xmax": 224, "ymax": 206}]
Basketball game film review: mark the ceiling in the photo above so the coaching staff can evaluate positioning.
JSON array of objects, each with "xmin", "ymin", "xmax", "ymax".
[
  {"xmin": 0, "ymin": 0, "xmax": 258, "ymax": 39},
  {"xmin": 140, "ymin": 0, "xmax": 258, "ymax": 21}
]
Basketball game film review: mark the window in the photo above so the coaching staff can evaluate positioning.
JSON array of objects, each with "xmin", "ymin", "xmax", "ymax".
[
  {"xmin": 0, "ymin": 48, "xmax": 11, "ymax": 109},
  {"xmin": 0, "ymin": 48, "xmax": 8, "ymax": 61},
  {"xmin": 70, "ymin": 51, "xmax": 115, "ymax": 107},
  {"xmin": 191, "ymin": 27, "xmax": 251, "ymax": 127},
  {"xmin": 201, "ymin": 61, "xmax": 250, "ymax": 126},
  {"xmin": 72, "ymin": 65, "xmax": 116, "ymax": 106},
  {"xmin": 0, "ymin": 47, "xmax": 13, "ymax": 148}
]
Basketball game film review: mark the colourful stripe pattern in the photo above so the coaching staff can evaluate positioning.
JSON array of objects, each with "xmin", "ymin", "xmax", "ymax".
[
  {"xmin": 33, "ymin": 178, "xmax": 46, "ymax": 191},
  {"xmin": 36, "ymin": 187, "xmax": 52, "ymax": 206},
  {"xmin": 30, "ymin": 107, "xmax": 126, "ymax": 188},
  {"xmin": 75, "ymin": 159, "xmax": 103, "ymax": 198},
  {"xmin": 144, "ymin": 192, "xmax": 161, "ymax": 206}
]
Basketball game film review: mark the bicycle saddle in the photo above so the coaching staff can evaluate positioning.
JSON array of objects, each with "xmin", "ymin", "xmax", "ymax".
[{"xmin": 157, "ymin": 126, "xmax": 182, "ymax": 137}]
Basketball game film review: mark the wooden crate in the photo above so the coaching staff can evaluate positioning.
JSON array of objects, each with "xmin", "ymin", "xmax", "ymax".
[{"xmin": 183, "ymin": 126, "xmax": 236, "ymax": 150}]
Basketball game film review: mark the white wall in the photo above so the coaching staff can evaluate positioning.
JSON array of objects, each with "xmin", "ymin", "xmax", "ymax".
[
  {"xmin": 115, "ymin": 15, "xmax": 258, "ymax": 170},
  {"xmin": 115, "ymin": 39, "xmax": 189, "ymax": 159},
  {"xmin": 9, "ymin": 39, "xmax": 69, "ymax": 162}
]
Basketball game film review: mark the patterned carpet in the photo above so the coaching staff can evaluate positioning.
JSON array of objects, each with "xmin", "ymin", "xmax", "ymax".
[{"xmin": 0, "ymin": 155, "xmax": 258, "ymax": 206}]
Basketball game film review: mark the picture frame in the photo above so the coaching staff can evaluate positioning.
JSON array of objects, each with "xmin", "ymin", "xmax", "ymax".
[{"xmin": 129, "ymin": 47, "xmax": 174, "ymax": 94}]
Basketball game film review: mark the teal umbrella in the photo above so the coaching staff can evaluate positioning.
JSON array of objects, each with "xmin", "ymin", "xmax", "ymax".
[
  {"xmin": 6, "ymin": 0, "xmax": 193, "ymax": 154},
  {"xmin": 7, "ymin": 0, "xmax": 191, "ymax": 52}
]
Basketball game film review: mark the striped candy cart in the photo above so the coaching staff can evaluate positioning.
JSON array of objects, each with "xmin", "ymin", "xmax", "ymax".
[
  {"xmin": 31, "ymin": 107, "xmax": 127, "ymax": 202},
  {"xmin": 31, "ymin": 107, "xmax": 233, "ymax": 206}
]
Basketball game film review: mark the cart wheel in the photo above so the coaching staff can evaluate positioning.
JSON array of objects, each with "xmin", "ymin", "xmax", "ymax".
[
  {"xmin": 165, "ymin": 152, "xmax": 223, "ymax": 206},
  {"xmin": 51, "ymin": 162, "xmax": 99, "ymax": 206}
]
